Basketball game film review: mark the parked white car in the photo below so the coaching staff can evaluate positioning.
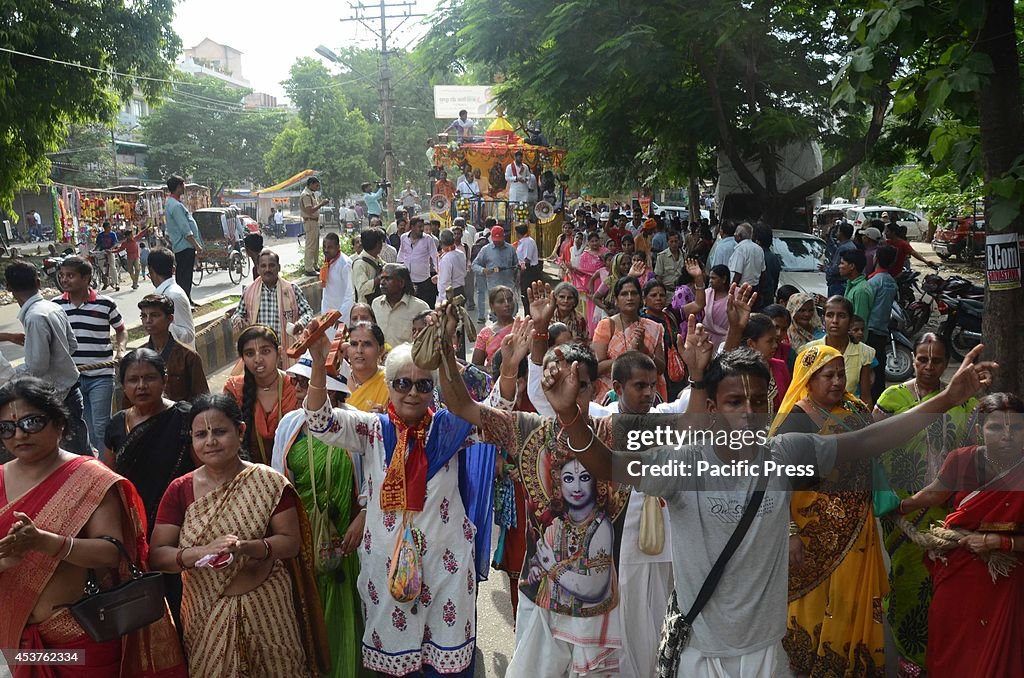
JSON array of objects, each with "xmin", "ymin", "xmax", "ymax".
[
  {"xmin": 771, "ymin": 230, "xmax": 827, "ymax": 299},
  {"xmin": 845, "ymin": 205, "xmax": 927, "ymax": 240},
  {"xmin": 651, "ymin": 202, "xmax": 710, "ymax": 221}
]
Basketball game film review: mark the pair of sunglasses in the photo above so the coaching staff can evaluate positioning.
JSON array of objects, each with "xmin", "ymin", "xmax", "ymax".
[
  {"xmin": 391, "ymin": 378, "xmax": 434, "ymax": 394},
  {"xmin": 0, "ymin": 414, "xmax": 50, "ymax": 439}
]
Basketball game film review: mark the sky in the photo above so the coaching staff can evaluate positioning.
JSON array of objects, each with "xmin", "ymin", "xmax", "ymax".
[{"xmin": 171, "ymin": 0, "xmax": 442, "ymax": 102}]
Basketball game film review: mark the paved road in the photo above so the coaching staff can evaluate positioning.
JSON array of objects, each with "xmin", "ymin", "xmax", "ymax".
[{"xmin": 0, "ymin": 236, "xmax": 307, "ymax": 364}]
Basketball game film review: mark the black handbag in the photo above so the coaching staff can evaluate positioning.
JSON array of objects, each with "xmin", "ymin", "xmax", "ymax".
[
  {"xmin": 655, "ymin": 471, "xmax": 770, "ymax": 677},
  {"xmin": 68, "ymin": 536, "xmax": 167, "ymax": 642}
]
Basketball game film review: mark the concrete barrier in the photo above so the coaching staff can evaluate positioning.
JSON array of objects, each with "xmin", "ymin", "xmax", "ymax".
[
  {"xmin": 114, "ymin": 277, "xmax": 323, "ymax": 405},
  {"xmin": 191, "ymin": 277, "xmax": 324, "ymax": 376}
]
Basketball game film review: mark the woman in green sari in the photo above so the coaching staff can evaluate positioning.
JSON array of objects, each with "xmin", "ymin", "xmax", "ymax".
[
  {"xmin": 873, "ymin": 333, "xmax": 978, "ymax": 676},
  {"xmin": 272, "ymin": 354, "xmax": 368, "ymax": 678}
]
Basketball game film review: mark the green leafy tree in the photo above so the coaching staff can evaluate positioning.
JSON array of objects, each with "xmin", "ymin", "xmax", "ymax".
[
  {"xmin": 838, "ymin": 0, "xmax": 1024, "ymax": 391},
  {"xmin": 419, "ymin": 0, "xmax": 895, "ymax": 224},
  {"xmin": 141, "ymin": 76, "xmax": 288, "ymax": 189},
  {"xmin": 877, "ymin": 167, "xmax": 983, "ymax": 221},
  {"xmin": 0, "ymin": 0, "xmax": 180, "ymax": 211},
  {"xmin": 268, "ymin": 59, "xmax": 374, "ymax": 197},
  {"xmin": 48, "ymin": 123, "xmax": 118, "ymax": 187},
  {"xmin": 320, "ymin": 48, "xmax": 452, "ymax": 188}
]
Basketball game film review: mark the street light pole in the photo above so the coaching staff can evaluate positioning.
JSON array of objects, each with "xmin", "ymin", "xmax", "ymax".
[
  {"xmin": 338, "ymin": 0, "xmax": 422, "ymax": 221},
  {"xmin": 378, "ymin": 0, "xmax": 395, "ymax": 219}
]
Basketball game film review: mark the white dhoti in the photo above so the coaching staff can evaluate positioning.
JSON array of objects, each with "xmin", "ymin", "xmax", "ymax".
[
  {"xmin": 507, "ymin": 596, "xmax": 621, "ymax": 677},
  {"xmin": 617, "ymin": 561, "xmax": 673, "ymax": 678},
  {"xmin": 677, "ymin": 641, "xmax": 794, "ymax": 678}
]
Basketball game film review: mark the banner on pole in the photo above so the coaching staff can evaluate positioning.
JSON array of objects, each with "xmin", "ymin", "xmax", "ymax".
[
  {"xmin": 985, "ymin": 232, "xmax": 1022, "ymax": 291},
  {"xmin": 433, "ymin": 86, "xmax": 495, "ymax": 119}
]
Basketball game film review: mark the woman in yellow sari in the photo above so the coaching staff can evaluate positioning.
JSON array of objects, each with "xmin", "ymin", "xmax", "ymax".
[
  {"xmin": 770, "ymin": 344, "xmax": 887, "ymax": 677},
  {"xmin": 345, "ymin": 323, "xmax": 389, "ymax": 412},
  {"xmin": 151, "ymin": 394, "xmax": 329, "ymax": 678}
]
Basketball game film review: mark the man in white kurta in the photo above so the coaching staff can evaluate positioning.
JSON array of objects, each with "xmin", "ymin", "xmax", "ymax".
[
  {"xmin": 527, "ymin": 348, "xmax": 682, "ymax": 677},
  {"xmin": 320, "ymin": 232, "xmax": 354, "ymax": 333},
  {"xmin": 505, "ymin": 151, "xmax": 532, "ymax": 203}
]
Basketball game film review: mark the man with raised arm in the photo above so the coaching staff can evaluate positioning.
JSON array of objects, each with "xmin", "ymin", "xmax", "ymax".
[
  {"xmin": 429, "ymin": 307, "xmax": 630, "ymax": 677},
  {"xmin": 534, "ymin": 306, "xmax": 994, "ymax": 678}
]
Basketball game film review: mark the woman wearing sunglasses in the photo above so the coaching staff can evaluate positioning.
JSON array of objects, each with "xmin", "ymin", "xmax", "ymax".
[
  {"xmin": 0, "ymin": 376, "xmax": 187, "ymax": 676},
  {"xmin": 150, "ymin": 394, "xmax": 329, "ymax": 677},
  {"xmin": 223, "ymin": 325, "xmax": 299, "ymax": 465},
  {"xmin": 303, "ymin": 338, "xmax": 484, "ymax": 677},
  {"xmin": 272, "ymin": 356, "xmax": 367, "ymax": 678}
]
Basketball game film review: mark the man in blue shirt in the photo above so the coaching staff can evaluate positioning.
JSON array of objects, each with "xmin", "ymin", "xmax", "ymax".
[
  {"xmin": 866, "ymin": 245, "xmax": 898, "ymax": 401},
  {"xmin": 163, "ymin": 174, "xmax": 203, "ymax": 302},
  {"xmin": 94, "ymin": 221, "xmax": 121, "ymax": 290},
  {"xmin": 361, "ymin": 182, "xmax": 386, "ymax": 221}
]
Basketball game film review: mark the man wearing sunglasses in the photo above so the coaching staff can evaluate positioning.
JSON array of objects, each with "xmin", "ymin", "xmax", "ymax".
[{"xmin": 3, "ymin": 262, "xmax": 92, "ymax": 456}]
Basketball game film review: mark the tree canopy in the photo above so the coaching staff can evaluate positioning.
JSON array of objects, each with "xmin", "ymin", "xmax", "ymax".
[
  {"xmin": 836, "ymin": 0, "xmax": 1024, "ymax": 391},
  {"xmin": 328, "ymin": 48, "xmax": 443, "ymax": 187},
  {"xmin": 141, "ymin": 75, "xmax": 288, "ymax": 190},
  {"xmin": 0, "ymin": 0, "xmax": 180, "ymax": 211},
  {"xmin": 265, "ymin": 58, "xmax": 374, "ymax": 197},
  {"xmin": 417, "ymin": 0, "xmax": 896, "ymax": 223}
]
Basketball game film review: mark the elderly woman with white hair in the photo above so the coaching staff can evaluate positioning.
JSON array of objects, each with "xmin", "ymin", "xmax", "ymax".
[
  {"xmin": 272, "ymin": 353, "xmax": 366, "ymax": 678},
  {"xmin": 302, "ymin": 339, "xmax": 484, "ymax": 677}
]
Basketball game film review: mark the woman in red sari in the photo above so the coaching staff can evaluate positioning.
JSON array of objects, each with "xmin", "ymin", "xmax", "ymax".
[
  {"xmin": 897, "ymin": 392, "xmax": 1024, "ymax": 678},
  {"xmin": 0, "ymin": 376, "xmax": 186, "ymax": 677}
]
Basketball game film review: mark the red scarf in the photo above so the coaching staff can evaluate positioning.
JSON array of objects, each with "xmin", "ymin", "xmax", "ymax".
[{"xmin": 379, "ymin": 402, "xmax": 434, "ymax": 513}]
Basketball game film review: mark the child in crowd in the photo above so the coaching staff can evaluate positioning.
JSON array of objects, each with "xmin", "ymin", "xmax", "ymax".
[{"xmin": 547, "ymin": 322, "xmax": 572, "ymax": 347}]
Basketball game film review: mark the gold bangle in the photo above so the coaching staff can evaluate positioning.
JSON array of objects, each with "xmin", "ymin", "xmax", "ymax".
[
  {"xmin": 499, "ymin": 374, "xmax": 517, "ymax": 382},
  {"xmin": 308, "ymin": 384, "xmax": 327, "ymax": 391},
  {"xmin": 558, "ymin": 405, "xmax": 582, "ymax": 430}
]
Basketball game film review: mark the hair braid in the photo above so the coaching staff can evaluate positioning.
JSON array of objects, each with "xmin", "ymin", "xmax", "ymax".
[{"xmin": 240, "ymin": 367, "xmax": 258, "ymax": 455}]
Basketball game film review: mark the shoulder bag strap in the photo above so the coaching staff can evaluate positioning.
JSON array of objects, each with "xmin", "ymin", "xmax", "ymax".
[
  {"xmin": 683, "ymin": 470, "xmax": 769, "ymax": 624},
  {"xmin": 83, "ymin": 535, "xmax": 142, "ymax": 594}
]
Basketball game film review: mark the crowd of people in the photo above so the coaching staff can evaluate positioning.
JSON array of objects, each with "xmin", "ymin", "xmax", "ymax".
[{"xmin": 0, "ymin": 192, "xmax": 1020, "ymax": 678}]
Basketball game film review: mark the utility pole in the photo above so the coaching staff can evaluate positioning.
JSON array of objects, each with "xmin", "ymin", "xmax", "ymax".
[{"xmin": 342, "ymin": 0, "xmax": 423, "ymax": 219}]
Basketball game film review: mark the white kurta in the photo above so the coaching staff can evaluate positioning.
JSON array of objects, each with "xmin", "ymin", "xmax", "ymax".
[
  {"xmin": 305, "ymin": 399, "xmax": 477, "ymax": 676},
  {"xmin": 505, "ymin": 163, "xmax": 532, "ymax": 203},
  {"xmin": 320, "ymin": 252, "xmax": 355, "ymax": 327}
]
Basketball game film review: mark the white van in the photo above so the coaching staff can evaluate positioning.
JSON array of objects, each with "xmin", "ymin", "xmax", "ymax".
[{"xmin": 845, "ymin": 205, "xmax": 927, "ymax": 240}]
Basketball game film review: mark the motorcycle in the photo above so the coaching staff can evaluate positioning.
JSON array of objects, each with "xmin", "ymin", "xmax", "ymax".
[
  {"xmin": 897, "ymin": 270, "xmax": 934, "ymax": 337},
  {"xmin": 938, "ymin": 294, "xmax": 983, "ymax": 361},
  {"xmin": 885, "ymin": 303, "xmax": 916, "ymax": 382},
  {"xmin": 42, "ymin": 256, "xmax": 64, "ymax": 290}
]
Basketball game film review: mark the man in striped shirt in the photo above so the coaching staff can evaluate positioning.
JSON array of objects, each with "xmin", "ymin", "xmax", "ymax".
[{"xmin": 56, "ymin": 256, "xmax": 127, "ymax": 455}]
